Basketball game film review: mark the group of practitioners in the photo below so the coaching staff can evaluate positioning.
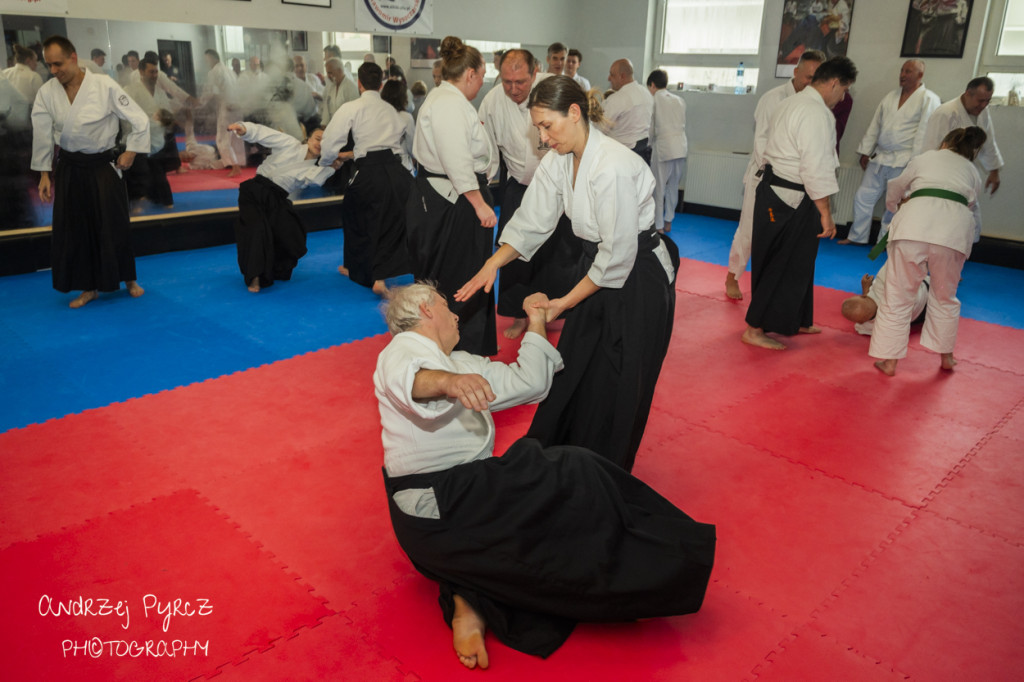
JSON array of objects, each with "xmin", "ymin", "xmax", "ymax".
[
  {"xmin": 25, "ymin": 27, "xmax": 1004, "ymax": 668},
  {"xmin": 725, "ymin": 50, "xmax": 1001, "ymax": 379}
]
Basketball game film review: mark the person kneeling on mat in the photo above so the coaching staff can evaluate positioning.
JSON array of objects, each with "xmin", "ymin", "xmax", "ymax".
[
  {"xmin": 374, "ymin": 282, "xmax": 715, "ymax": 670},
  {"xmin": 228, "ymin": 122, "xmax": 345, "ymax": 292}
]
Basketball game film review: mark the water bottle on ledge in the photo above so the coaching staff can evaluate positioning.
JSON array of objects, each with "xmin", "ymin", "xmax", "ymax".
[{"xmin": 734, "ymin": 61, "xmax": 745, "ymax": 95}]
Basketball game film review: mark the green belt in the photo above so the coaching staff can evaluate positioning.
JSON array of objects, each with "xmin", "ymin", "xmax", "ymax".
[{"xmin": 868, "ymin": 188, "xmax": 970, "ymax": 260}]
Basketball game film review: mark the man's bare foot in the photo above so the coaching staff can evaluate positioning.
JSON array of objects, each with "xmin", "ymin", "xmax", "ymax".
[
  {"xmin": 337, "ymin": 265, "xmax": 350, "ymax": 277},
  {"xmin": 452, "ymin": 595, "xmax": 489, "ymax": 670},
  {"xmin": 69, "ymin": 290, "xmax": 98, "ymax": 309},
  {"xmin": 248, "ymin": 277, "xmax": 260, "ymax": 293},
  {"xmin": 861, "ymin": 274, "xmax": 874, "ymax": 295},
  {"xmin": 941, "ymin": 353, "xmax": 957, "ymax": 371},
  {"xmin": 798, "ymin": 325, "xmax": 822, "ymax": 334},
  {"xmin": 126, "ymin": 281, "xmax": 144, "ymax": 298},
  {"xmin": 874, "ymin": 359, "xmax": 897, "ymax": 376},
  {"xmin": 741, "ymin": 326, "xmax": 786, "ymax": 350},
  {"xmin": 663, "ymin": 220, "xmax": 672, "ymax": 233},
  {"xmin": 725, "ymin": 272, "xmax": 743, "ymax": 300},
  {"xmin": 503, "ymin": 318, "xmax": 528, "ymax": 340},
  {"xmin": 227, "ymin": 166, "xmax": 241, "ymax": 178},
  {"xmin": 371, "ymin": 280, "xmax": 387, "ymax": 297}
]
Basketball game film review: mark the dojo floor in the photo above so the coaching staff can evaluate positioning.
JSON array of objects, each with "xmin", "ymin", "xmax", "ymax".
[{"xmin": 1, "ymin": 215, "xmax": 1022, "ymax": 681}]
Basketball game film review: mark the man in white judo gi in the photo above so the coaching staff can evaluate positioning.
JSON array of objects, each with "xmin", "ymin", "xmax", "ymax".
[{"xmin": 839, "ymin": 60, "xmax": 940, "ymax": 246}]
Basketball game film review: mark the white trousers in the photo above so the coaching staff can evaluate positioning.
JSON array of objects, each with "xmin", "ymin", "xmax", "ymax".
[
  {"xmin": 869, "ymin": 239, "xmax": 966, "ymax": 360},
  {"xmin": 215, "ymin": 103, "xmax": 246, "ymax": 167},
  {"xmin": 848, "ymin": 162, "xmax": 904, "ymax": 244},
  {"xmin": 727, "ymin": 165, "xmax": 759, "ymax": 277},
  {"xmin": 653, "ymin": 157, "xmax": 686, "ymax": 225}
]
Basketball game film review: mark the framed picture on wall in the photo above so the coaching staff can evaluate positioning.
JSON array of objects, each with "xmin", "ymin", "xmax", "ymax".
[
  {"xmin": 290, "ymin": 31, "xmax": 308, "ymax": 52},
  {"xmin": 282, "ymin": 0, "xmax": 330, "ymax": 7},
  {"xmin": 900, "ymin": 0, "xmax": 974, "ymax": 58},
  {"xmin": 776, "ymin": 0, "xmax": 856, "ymax": 78},
  {"xmin": 410, "ymin": 37, "xmax": 441, "ymax": 68}
]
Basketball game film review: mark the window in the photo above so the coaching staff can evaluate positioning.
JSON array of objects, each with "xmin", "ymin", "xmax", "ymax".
[
  {"xmin": 662, "ymin": 0, "xmax": 766, "ymax": 55},
  {"xmin": 324, "ymin": 32, "xmax": 373, "ymax": 53},
  {"xmin": 998, "ymin": 0, "xmax": 1024, "ymax": 55},
  {"xmin": 466, "ymin": 39, "xmax": 520, "ymax": 82},
  {"xmin": 655, "ymin": 0, "xmax": 765, "ymax": 93},
  {"xmin": 980, "ymin": 0, "xmax": 1024, "ymax": 99}
]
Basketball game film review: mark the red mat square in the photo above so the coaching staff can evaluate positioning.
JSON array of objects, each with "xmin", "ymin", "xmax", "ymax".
[
  {"xmin": 926, "ymin": 434, "xmax": 1024, "ymax": 545},
  {"xmin": 809, "ymin": 509, "xmax": 1024, "ymax": 681},
  {"xmin": 702, "ymin": 374, "xmax": 986, "ymax": 504},
  {"xmin": 633, "ymin": 422, "xmax": 912, "ymax": 617},
  {"xmin": 0, "ymin": 412, "xmax": 176, "ymax": 548},
  {"xmin": 0, "ymin": 490, "xmax": 333, "ymax": 681}
]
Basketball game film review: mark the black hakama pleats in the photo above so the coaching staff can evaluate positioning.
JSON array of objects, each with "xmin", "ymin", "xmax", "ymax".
[
  {"xmin": 406, "ymin": 171, "xmax": 497, "ymax": 356},
  {"xmin": 745, "ymin": 165, "xmax": 820, "ymax": 335},
  {"xmin": 384, "ymin": 437, "xmax": 715, "ymax": 658},
  {"xmin": 235, "ymin": 174, "xmax": 308, "ymax": 287},
  {"xmin": 340, "ymin": 150, "xmax": 412, "ymax": 288},
  {"xmin": 496, "ymin": 179, "xmax": 582, "ymax": 319},
  {"xmin": 50, "ymin": 149, "xmax": 137, "ymax": 293},
  {"xmin": 527, "ymin": 229, "xmax": 677, "ymax": 472}
]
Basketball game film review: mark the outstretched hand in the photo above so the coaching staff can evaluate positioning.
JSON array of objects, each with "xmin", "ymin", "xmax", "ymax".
[
  {"xmin": 443, "ymin": 373, "xmax": 496, "ymax": 412},
  {"xmin": 455, "ymin": 262, "xmax": 497, "ymax": 302},
  {"xmin": 227, "ymin": 123, "xmax": 246, "ymax": 136}
]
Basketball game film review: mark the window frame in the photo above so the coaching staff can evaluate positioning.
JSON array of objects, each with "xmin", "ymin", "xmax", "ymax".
[{"xmin": 654, "ymin": 0, "xmax": 767, "ymax": 67}]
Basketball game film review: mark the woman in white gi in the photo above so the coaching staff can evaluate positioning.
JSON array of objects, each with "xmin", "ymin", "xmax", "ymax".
[
  {"xmin": 227, "ymin": 122, "xmax": 341, "ymax": 292},
  {"xmin": 406, "ymin": 36, "xmax": 499, "ymax": 356},
  {"xmin": 457, "ymin": 75, "xmax": 678, "ymax": 473},
  {"xmin": 870, "ymin": 127, "xmax": 985, "ymax": 376}
]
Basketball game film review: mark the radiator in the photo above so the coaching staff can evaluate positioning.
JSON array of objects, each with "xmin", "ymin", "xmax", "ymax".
[
  {"xmin": 684, "ymin": 150, "xmax": 863, "ymax": 224},
  {"xmin": 684, "ymin": 150, "xmax": 750, "ymax": 210}
]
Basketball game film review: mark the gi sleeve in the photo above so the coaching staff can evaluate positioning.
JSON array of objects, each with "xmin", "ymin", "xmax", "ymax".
[
  {"xmin": 477, "ymin": 332, "xmax": 564, "ymax": 412},
  {"xmin": 30, "ymin": 89, "xmax": 55, "ymax": 171},
  {"xmin": 318, "ymin": 102, "xmax": 353, "ymax": 166},
  {"xmin": 109, "ymin": 81, "xmax": 151, "ymax": 154},
  {"xmin": 856, "ymin": 97, "xmax": 885, "ymax": 157},
  {"xmin": 498, "ymin": 155, "xmax": 565, "ymax": 261},
  {"xmin": 239, "ymin": 121, "xmax": 304, "ymax": 152},
  {"xmin": 376, "ymin": 339, "xmax": 458, "ymax": 420},
  {"xmin": 885, "ymin": 157, "xmax": 916, "ymax": 214},
  {"xmin": 796, "ymin": 107, "xmax": 839, "ymax": 201},
  {"xmin": 976, "ymin": 110, "xmax": 1004, "ymax": 173},
  {"xmin": 920, "ymin": 106, "xmax": 949, "ymax": 155}
]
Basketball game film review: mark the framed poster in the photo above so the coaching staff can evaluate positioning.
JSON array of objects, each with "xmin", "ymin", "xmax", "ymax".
[
  {"xmin": 290, "ymin": 31, "xmax": 308, "ymax": 52},
  {"xmin": 776, "ymin": 0, "xmax": 856, "ymax": 78},
  {"xmin": 281, "ymin": 0, "xmax": 330, "ymax": 7},
  {"xmin": 410, "ymin": 37, "xmax": 440, "ymax": 67},
  {"xmin": 900, "ymin": 0, "xmax": 974, "ymax": 58}
]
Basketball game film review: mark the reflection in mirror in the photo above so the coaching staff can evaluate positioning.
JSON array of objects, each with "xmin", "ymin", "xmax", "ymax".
[{"xmin": 1, "ymin": 14, "xmax": 540, "ymax": 233}]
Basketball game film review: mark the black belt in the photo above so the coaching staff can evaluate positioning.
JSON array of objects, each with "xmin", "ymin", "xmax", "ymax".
[
  {"xmin": 420, "ymin": 168, "xmax": 488, "ymax": 186},
  {"xmin": 57, "ymin": 149, "xmax": 118, "ymax": 167},
  {"xmin": 760, "ymin": 164, "xmax": 805, "ymax": 192},
  {"xmin": 355, "ymin": 149, "xmax": 401, "ymax": 167},
  {"xmin": 580, "ymin": 226, "xmax": 661, "ymax": 261}
]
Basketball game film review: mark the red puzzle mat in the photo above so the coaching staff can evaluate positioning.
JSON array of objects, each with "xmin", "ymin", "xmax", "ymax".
[{"xmin": 1, "ymin": 258, "xmax": 1021, "ymax": 680}]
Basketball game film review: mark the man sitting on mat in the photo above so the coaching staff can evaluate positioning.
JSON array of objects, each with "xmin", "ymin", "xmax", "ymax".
[
  {"xmin": 841, "ymin": 261, "xmax": 928, "ymax": 336},
  {"xmin": 374, "ymin": 282, "xmax": 715, "ymax": 670}
]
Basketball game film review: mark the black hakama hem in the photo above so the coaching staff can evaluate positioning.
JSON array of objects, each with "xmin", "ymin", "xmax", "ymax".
[
  {"xmin": 406, "ymin": 171, "xmax": 497, "ymax": 356},
  {"xmin": 526, "ymin": 229, "xmax": 676, "ymax": 472},
  {"xmin": 745, "ymin": 167, "xmax": 820, "ymax": 335},
  {"xmin": 235, "ymin": 175, "xmax": 308, "ymax": 287},
  {"xmin": 384, "ymin": 437, "xmax": 715, "ymax": 658},
  {"xmin": 496, "ymin": 179, "xmax": 582, "ymax": 319},
  {"xmin": 50, "ymin": 149, "xmax": 137, "ymax": 293},
  {"xmin": 340, "ymin": 150, "xmax": 412, "ymax": 288}
]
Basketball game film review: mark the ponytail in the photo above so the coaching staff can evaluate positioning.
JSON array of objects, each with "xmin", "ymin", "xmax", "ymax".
[{"xmin": 941, "ymin": 126, "xmax": 987, "ymax": 160}]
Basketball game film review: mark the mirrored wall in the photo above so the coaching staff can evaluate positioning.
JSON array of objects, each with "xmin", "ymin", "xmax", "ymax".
[{"xmin": 1, "ymin": 13, "xmax": 531, "ymax": 232}]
